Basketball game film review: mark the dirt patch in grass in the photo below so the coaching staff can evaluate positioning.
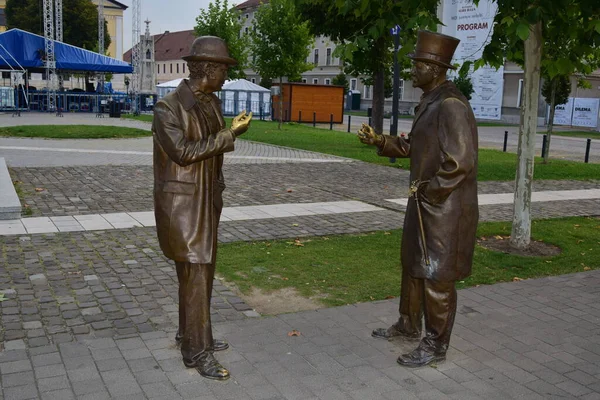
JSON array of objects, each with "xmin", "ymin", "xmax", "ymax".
[
  {"xmin": 477, "ymin": 236, "xmax": 562, "ymax": 257},
  {"xmin": 240, "ymin": 287, "xmax": 324, "ymax": 315}
]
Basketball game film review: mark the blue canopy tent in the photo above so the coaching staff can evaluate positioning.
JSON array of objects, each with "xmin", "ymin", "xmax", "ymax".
[
  {"xmin": 0, "ymin": 28, "xmax": 132, "ymax": 73},
  {"xmin": 0, "ymin": 29, "xmax": 132, "ymax": 113}
]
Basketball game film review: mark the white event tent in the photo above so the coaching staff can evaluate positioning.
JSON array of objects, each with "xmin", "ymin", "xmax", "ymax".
[{"xmin": 156, "ymin": 78, "xmax": 271, "ymax": 117}]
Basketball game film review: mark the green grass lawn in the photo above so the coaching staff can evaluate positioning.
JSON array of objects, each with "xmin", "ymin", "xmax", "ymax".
[
  {"xmin": 540, "ymin": 130, "xmax": 600, "ymax": 139},
  {"xmin": 0, "ymin": 125, "xmax": 151, "ymax": 139},
  {"xmin": 121, "ymin": 114, "xmax": 154, "ymax": 123},
  {"xmin": 217, "ymin": 216, "xmax": 600, "ymax": 309},
  {"xmin": 240, "ymin": 120, "xmax": 600, "ymax": 181}
]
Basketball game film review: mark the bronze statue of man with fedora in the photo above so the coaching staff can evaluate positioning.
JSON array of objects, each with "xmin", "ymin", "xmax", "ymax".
[
  {"xmin": 358, "ymin": 30, "xmax": 479, "ymax": 367},
  {"xmin": 152, "ymin": 36, "xmax": 252, "ymax": 380}
]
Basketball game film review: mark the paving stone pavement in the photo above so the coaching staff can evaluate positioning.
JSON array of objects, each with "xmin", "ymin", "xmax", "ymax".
[{"xmin": 1, "ymin": 269, "xmax": 599, "ymax": 399}]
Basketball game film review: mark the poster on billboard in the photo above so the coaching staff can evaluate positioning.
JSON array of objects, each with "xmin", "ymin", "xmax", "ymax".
[
  {"xmin": 441, "ymin": 0, "xmax": 504, "ymax": 120},
  {"xmin": 550, "ymin": 97, "xmax": 574, "ymax": 126},
  {"xmin": 571, "ymin": 98, "xmax": 600, "ymax": 128}
]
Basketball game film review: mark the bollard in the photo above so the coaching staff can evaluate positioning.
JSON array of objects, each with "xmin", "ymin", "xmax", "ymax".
[
  {"xmin": 585, "ymin": 138, "xmax": 591, "ymax": 163},
  {"xmin": 541, "ymin": 134, "xmax": 547, "ymax": 158},
  {"xmin": 299, "ymin": 110, "xmax": 302, "ymax": 123},
  {"xmin": 313, "ymin": 112, "xmax": 316, "ymax": 127},
  {"xmin": 503, "ymin": 131, "xmax": 508, "ymax": 152},
  {"xmin": 284, "ymin": 109, "xmax": 288, "ymax": 122},
  {"xmin": 368, "ymin": 117, "xmax": 372, "ymax": 127},
  {"xmin": 330, "ymin": 114, "xmax": 334, "ymax": 130},
  {"xmin": 347, "ymin": 115, "xmax": 351, "ymax": 133}
]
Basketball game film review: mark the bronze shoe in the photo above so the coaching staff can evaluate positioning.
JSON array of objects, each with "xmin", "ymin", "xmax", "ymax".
[
  {"xmin": 175, "ymin": 332, "xmax": 229, "ymax": 351},
  {"xmin": 372, "ymin": 325, "xmax": 421, "ymax": 341},
  {"xmin": 397, "ymin": 346, "xmax": 446, "ymax": 368},
  {"xmin": 184, "ymin": 352, "xmax": 230, "ymax": 381}
]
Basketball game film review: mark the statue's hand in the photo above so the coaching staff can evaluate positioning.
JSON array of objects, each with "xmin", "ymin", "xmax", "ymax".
[
  {"xmin": 357, "ymin": 123, "xmax": 383, "ymax": 146},
  {"xmin": 231, "ymin": 110, "xmax": 253, "ymax": 136}
]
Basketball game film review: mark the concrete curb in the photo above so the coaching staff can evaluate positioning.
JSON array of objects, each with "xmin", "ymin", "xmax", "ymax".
[{"xmin": 0, "ymin": 157, "xmax": 21, "ymax": 219}]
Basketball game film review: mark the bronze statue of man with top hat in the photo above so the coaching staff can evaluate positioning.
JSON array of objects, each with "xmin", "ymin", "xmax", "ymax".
[
  {"xmin": 358, "ymin": 30, "xmax": 479, "ymax": 367},
  {"xmin": 152, "ymin": 36, "xmax": 252, "ymax": 380}
]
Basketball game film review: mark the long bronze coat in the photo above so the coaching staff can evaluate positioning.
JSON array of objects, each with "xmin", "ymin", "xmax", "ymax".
[
  {"xmin": 152, "ymin": 80, "xmax": 236, "ymax": 264},
  {"xmin": 379, "ymin": 81, "xmax": 478, "ymax": 282}
]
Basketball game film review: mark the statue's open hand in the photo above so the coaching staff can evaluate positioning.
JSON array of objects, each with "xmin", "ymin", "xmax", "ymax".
[
  {"xmin": 357, "ymin": 123, "xmax": 383, "ymax": 146},
  {"xmin": 231, "ymin": 110, "xmax": 253, "ymax": 136}
]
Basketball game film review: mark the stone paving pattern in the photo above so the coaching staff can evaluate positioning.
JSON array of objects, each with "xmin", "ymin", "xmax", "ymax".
[
  {"xmin": 1, "ymin": 270, "xmax": 599, "ymax": 399},
  {"xmin": 9, "ymin": 163, "xmax": 600, "ymax": 222}
]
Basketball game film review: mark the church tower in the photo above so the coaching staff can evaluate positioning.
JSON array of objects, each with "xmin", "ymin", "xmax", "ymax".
[{"xmin": 140, "ymin": 19, "xmax": 156, "ymax": 93}]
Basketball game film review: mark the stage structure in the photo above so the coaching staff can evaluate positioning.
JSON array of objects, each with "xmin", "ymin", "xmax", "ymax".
[
  {"xmin": 130, "ymin": 0, "xmax": 142, "ymax": 114},
  {"xmin": 98, "ymin": 0, "xmax": 105, "ymax": 96},
  {"xmin": 43, "ymin": 0, "xmax": 58, "ymax": 113}
]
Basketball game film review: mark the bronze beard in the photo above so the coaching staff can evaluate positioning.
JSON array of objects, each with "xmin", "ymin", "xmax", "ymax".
[{"xmin": 187, "ymin": 61, "xmax": 221, "ymax": 80}]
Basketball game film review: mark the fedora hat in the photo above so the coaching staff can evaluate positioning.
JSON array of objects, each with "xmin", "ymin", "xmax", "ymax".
[
  {"xmin": 408, "ymin": 30, "xmax": 460, "ymax": 70},
  {"xmin": 183, "ymin": 36, "xmax": 237, "ymax": 65}
]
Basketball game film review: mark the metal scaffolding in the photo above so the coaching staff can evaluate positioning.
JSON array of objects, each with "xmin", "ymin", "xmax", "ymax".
[
  {"xmin": 42, "ymin": 0, "xmax": 57, "ymax": 113},
  {"xmin": 130, "ymin": 0, "xmax": 142, "ymax": 115},
  {"xmin": 98, "ymin": 0, "xmax": 105, "ymax": 96},
  {"xmin": 55, "ymin": 0, "xmax": 64, "ymax": 95}
]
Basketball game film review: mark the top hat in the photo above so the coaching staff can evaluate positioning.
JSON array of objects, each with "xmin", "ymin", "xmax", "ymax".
[
  {"xmin": 183, "ymin": 36, "xmax": 237, "ymax": 66},
  {"xmin": 408, "ymin": 30, "xmax": 460, "ymax": 70}
]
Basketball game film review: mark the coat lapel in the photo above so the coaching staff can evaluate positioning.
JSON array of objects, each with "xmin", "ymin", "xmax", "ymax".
[{"xmin": 410, "ymin": 81, "xmax": 452, "ymax": 133}]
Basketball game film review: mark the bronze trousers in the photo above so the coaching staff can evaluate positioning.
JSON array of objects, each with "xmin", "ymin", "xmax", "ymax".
[
  {"xmin": 396, "ymin": 266, "xmax": 457, "ymax": 354},
  {"xmin": 176, "ymin": 261, "xmax": 215, "ymax": 363}
]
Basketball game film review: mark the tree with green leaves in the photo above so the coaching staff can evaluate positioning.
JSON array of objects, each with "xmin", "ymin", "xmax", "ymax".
[
  {"xmin": 475, "ymin": 0, "xmax": 600, "ymax": 249},
  {"xmin": 250, "ymin": 0, "xmax": 313, "ymax": 129},
  {"xmin": 453, "ymin": 68, "xmax": 474, "ymax": 100},
  {"xmin": 194, "ymin": 0, "xmax": 249, "ymax": 79},
  {"xmin": 541, "ymin": 74, "xmax": 571, "ymax": 163},
  {"xmin": 332, "ymin": 73, "xmax": 349, "ymax": 92},
  {"xmin": 5, "ymin": 0, "xmax": 111, "ymax": 52},
  {"xmin": 294, "ymin": 0, "xmax": 439, "ymax": 135}
]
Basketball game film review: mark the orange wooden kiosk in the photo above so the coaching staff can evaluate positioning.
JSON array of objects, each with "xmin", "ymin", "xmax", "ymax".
[{"xmin": 272, "ymin": 83, "xmax": 345, "ymax": 124}]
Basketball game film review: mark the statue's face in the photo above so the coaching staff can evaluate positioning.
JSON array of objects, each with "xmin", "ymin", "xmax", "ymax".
[
  {"xmin": 207, "ymin": 63, "xmax": 228, "ymax": 92},
  {"xmin": 411, "ymin": 61, "xmax": 438, "ymax": 89}
]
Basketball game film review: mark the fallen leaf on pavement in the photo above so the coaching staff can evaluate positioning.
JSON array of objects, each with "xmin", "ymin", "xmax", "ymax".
[
  {"xmin": 35, "ymin": 188, "xmax": 45, "ymax": 192},
  {"xmin": 512, "ymin": 277, "xmax": 523, "ymax": 282},
  {"xmin": 385, "ymin": 295, "xmax": 395, "ymax": 299},
  {"xmin": 288, "ymin": 330, "xmax": 301, "ymax": 337}
]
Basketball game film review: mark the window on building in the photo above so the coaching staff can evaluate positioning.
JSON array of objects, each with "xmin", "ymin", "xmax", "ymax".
[
  {"xmin": 251, "ymin": 78, "xmax": 256, "ymax": 83},
  {"xmin": 326, "ymin": 48, "xmax": 332, "ymax": 66},
  {"xmin": 245, "ymin": 13, "xmax": 249, "ymax": 18},
  {"xmin": 0, "ymin": 9, "xmax": 5, "ymax": 26},
  {"xmin": 157, "ymin": 64, "xmax": 160, "ymax": 74},
  {"xmin": 312, "ymin": 78, "xmax": 318, "ymax": 84},
  {"xmin": 163, "ymin": 64, "xmax": 165, "ymax": 73},
  {"xmin": 399, "ymin": 79, "xmax": 404, "ymax": 100},
  {"xmin": 146, "ymin": 50, "xmax": 151, "ymax": 60},
  {"xmin": 183, "ymin": 63, "xmax": 186, "ymax": 73},
  {"xmin": 176, "ymin": 63, "xmax": 179, "ymax": 74},
  {"xmin": 350, "ymin": 78, "xmax": 357, "ymax": 91},
  {"xmin": 301, "ymin": 78, "xmax": 307, "ymax": 83},
  {"xmin": 325, "ymin": 78, "xmax": 331, "ymax": 85},
  {"xmin": 313, "ymin": 49, "xmax": 319, "ymax": 65},
  {"xmin": 364, "ymin": 85, "xmax": 371, "ymax": 99},
  {"xmin": 170, "ymin": 64, "xmax": 172, "ymax": 74},
  {"xmin": 517, "ymin": 79, "xmax": 524, "ymax": 108}
]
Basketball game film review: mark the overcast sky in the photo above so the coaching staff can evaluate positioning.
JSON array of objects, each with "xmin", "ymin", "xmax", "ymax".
[{"xmin": 121, "ymin": 0, "xmax": 223, "ymax": 52}]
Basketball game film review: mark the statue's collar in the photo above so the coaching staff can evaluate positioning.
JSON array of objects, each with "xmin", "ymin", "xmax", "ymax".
[{"xmin": 178, "ymin": 79, "xmax": 214, "ymax": 110}]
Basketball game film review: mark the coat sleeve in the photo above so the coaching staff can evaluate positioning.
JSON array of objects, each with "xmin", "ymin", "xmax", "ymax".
[
  {"xmin": 152, "ymin": 101, "xmax": 236, "ymax": 167},
  {"xmin": 377, "ymin": 134, "xmax": 410, "ymax": 158},
  {"xmin": 423, "ymin": 98, "xmax": 476, "ymax": 205}
]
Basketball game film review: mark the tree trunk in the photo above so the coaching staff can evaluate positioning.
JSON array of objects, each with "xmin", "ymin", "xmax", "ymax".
[
  {"xmin": 510, "ymin": 21, "xmax": 542, "ymax": 250},
  {"xmin": 543, "ymin": 78, "xmax": 557, "ymax": 164},
  {"xmin": 371, "ymin": 68, "xmax": 385, "ymax": 135},
  {"xmin": 278, "ymin": 76, "xmax": 283, "ymax": 130},
  {"xmin": 371, "ymin": 38, "xmax": 386, "ymax": 135}
]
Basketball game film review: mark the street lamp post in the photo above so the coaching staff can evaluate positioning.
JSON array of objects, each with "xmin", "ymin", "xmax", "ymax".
[{"xmin": 389, "ymin": 25, "xmax": 401, "ymax": 164}]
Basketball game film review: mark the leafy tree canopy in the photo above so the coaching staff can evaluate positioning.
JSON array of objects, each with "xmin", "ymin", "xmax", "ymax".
[
  {"xmin": 474, "ymin": 0, "xmax": 600, "ymax": 79},
  {"xmin": 194, "ymin": 0, "xmax": 249, "ymax": 79},
  {"xmin": 542, "ymin": 75, "xmax": 571, "ymax": 106},
  {"xmin": 6, "ymin": 0, "xmax": 111, "ymax": 52},
  {"xmin": 250, "ymin": 0, "xmax": 313, "ymax": 83}
]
